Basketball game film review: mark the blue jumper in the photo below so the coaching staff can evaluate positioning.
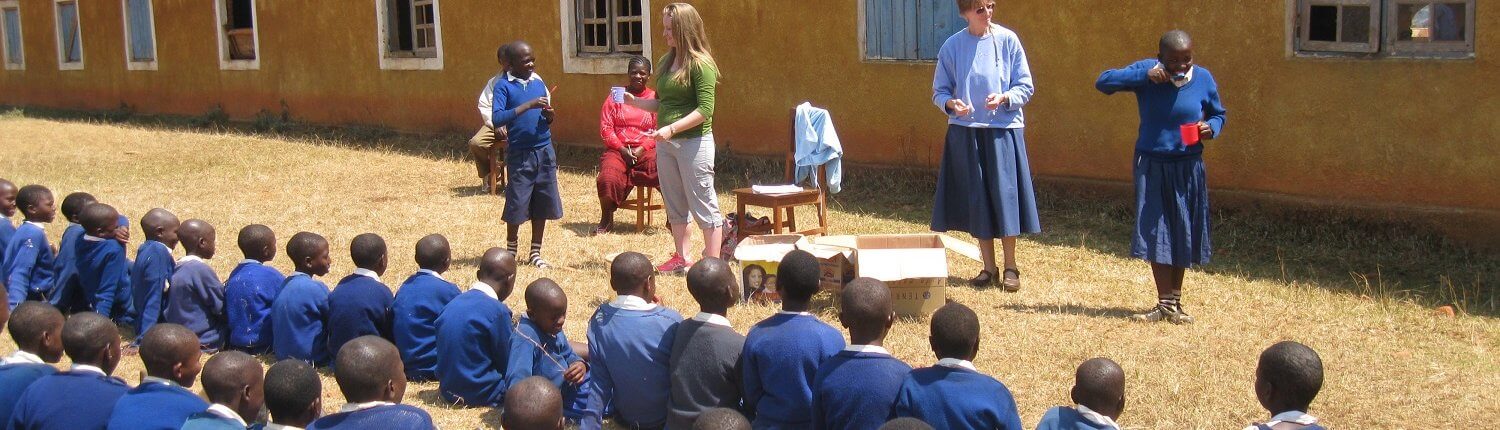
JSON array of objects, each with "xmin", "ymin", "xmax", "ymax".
[
  {"xmin": 47, "ymin": 223, "xmax": 84, "ymax": 309},
  {"xmin": 77, "ymin": 236, "xmax": 132, "ymax": 321},
  {"xmin": 434, "ymin": 288, "xmax": 513, "ymax": 407},
  {"xmin": 1095, "ymin": 59, "xmax": 1227, "ymax": 155},
  {"xmin": 0, "ymin": 218, "xmax": 13, "ymax": 273},
  {"xmin": 811, "ymin": 349, "xmax": 912, "ymax": 430},
  {"xmin": 307, "ymin": 404, "xmax": 434, "ymax": 430},
  {"xmin": 1034, "ymin": 406, "xmax": 1116, "ymax": 430},
  {"xmin": 325, "ymin": 273, "xmax": 394, "ymax": 358},
  {"xmin": 4, "ymin": 222, "xmax": 56, "ymax": 308},
  {"xmin": 270, "ymin": 273, "xmax": 331, "ymax": 366},
  {"xmin": 507, "ymin": 315, "xmax": 589, "ymax": 418},
  {"xmin": 490, "ymin": 72, "xmax": 553, "ymax": 151},
  {"xmin": 391, "ymin": 270, "xmax": 460, "ymax": 381},
  {"xmin": 891, "ymin": 365, "xmax": 1024, "ymax": 430},
  {"xmin": 0, "ymin": 362, "xmax": 55, "ymax": 426},
  {"xmin": 164, "ymin": 258, "xmax": 227, "ymax": 348},
  {"xmin": 130, "ymin": 240, "xmax": 175, "ymax": 341},
  {"xmin": 223, "ymin": 260, "xmax": 284, "ymax": 353},
  {"xmin": 105, "ymin": 380, "xmax": 210, "ymax": 430},
  {"xmin": 581, "ymin": 301, "xmax": 683, "ymax": 430},
  {"xmin": 931, "ymin": 25, "xmax": 1034, "ymax": 129},
  {"xmin": 742, "ymin": 313, "xmax": 845, "ymax": 429},
  {"xmin": 7, "ymin": 370, "xmax": 130, "ymax": 430}
]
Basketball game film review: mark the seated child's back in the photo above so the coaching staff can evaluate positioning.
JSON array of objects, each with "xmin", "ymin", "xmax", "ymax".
[
  {"xmin": 434, "ymin": 248, "xmax": 517, "ymax": 407},
  {"xmin": 742, "ymin": 250, "xmax": 844, "ymax": 428},
  {"xmin": 223, "ymin": 224, "xmax": 285, "ymax": 354},
  {"xmin": 325, "ymin": 233, "xmax": 394, "ymax": 357},
  {"xmin": 667, "ymin": 258, "xmax": 745, "ymax": 430},
  {"xmin": 163, "ymin": 220, "xmax": 227, "ymax": 349},
  {"xmin": 391, "ymin": 234, "xmax": 461, "ymax": 381},
  {"xmin": 1035, "ymin": 358, "xmax": 1125, "ymax": 430},
  {"xmin": 583, "ymin": 252, "xmax": 683, "ymax": 430},
  {"xmin": 892, "ymin": 302, "xmax": 1022, "ymax": 430},
  {"xmin": 813, "ymin": 278, "xmax": 912, "ymax": 430}
]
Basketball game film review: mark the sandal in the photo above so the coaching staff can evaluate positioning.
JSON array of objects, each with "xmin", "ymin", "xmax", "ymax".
[
  {"xmin": 591, "ymin": 224, "xmax": 611, "ymax": 236},
  {"xmin": 969, "ymin": 270, "xmax": 995, "ymax": 287},
  {"xmin": 1001, "ymin": 268, "xmax": 1021, "ymax": 292}
]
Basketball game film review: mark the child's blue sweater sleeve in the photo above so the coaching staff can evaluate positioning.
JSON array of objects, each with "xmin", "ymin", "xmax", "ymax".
[
  {"xmin": 504, "ymin": 327, "xmax": 537, "ymax": 390},
  {"xmin": 1096, "ymin": 59, "xmax": 1154, "ymax": 94},
  {"xmin": 491, "ymin": 81, "xmax": 520, "ymax": 129},
  {"xmin": 96, "ymin": 250, "xmax": 128, "ymax": 319},
  {"xmin": 740, "ymin": 335, "xmax": 763, "ymax": 421},
  {"xmin": 582, "ymin": 323, "xmax": 613, "ymax": 430},
  {"xmin": 5, "ymin": 237, "xmax": 39, "ymax": 304},
  {"xmin": 1202, "ymin": 71, "xmax": 1228, "ymax": 137}
]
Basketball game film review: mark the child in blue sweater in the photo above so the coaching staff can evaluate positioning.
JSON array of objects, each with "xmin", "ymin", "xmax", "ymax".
[
  {"xmin": 0, "ymin": 179, "xmax": 17, "ymax": 288},
  {"xmin": 326, "ymin": 233, "xmax": 394, "ymax": 357},
  {"xmin": 263, "ymin": 359, "xmax": 324, "ymax": 429},
  {"xmin": 224, "ymin": 224, "xmax": 284, "ymax": 354},
  {"xmin": 892, "ymin": 302, "xmax": 1022, "ymax": 430},
  {"xmin": 310, "ymin": 336, "xmax": 435, "ymax": 430},
  {"xmin": 0, "ymin": 302, "xmax": 65, "ymax": 427},
  {"xmin": 49, "ymin": 192, "xmax": 108, "ymax": 312},
  {"xmin": 583, "ymin": 252, "xmax": 683, "ymax": 430},
  {"xmin": 8, "ymin": 312, "xmax": 130, "ymax": 430},
  {"xmin": 271, "ymin": 231, "xmax": 334, "ymax": 366},
  {"xmin": 107, "ymin": 323, "xmax": 209, "ymax": 430},
  {"xmin": 1035, "ymin": 358, "xmax": 1125, "ymax": 430},
  {"xmin": 813, "ymin": 277, "xmax": 912, "ymax": 430},
  {"xmin": 131, "ymin": 207, "xmax": 181, "ymax": 343},
  {"xmin": 392, "ymin": 233, "xmax": 461, "ymax": 381},
  {"xmin": 742, "ymin": 250, "xmax": 845, "ymax": 429},
  {"xmin": 504, "ymin": 376, "xmax": 566, "ymax": 430},
  {"xmin": 435, "ymin": 247, "xmax": 518, "ymax": 407},
  {"xmin": 4, "ymin": 185, "xmax": 58, "ymax": 308},
  {"xmin": 180, "ymin": 351, "xmax": 265, "ymax": 430},
  {"xmin": 492, "ymin": 41, "xmax": 562, "ymax": 269},
  {"xmin": 508, "ymin": 278, "xmax": 590, "ymax": 420},
  {"xmin": 76, "ymin": 203, "xmax": 133, "ymax": 321},
  {"xmin": 164, "ymin": 220, "xmax": 228, "ymax": 350},
  {"xmin": 1244, "ymin": 341, "xmax": 1327, "ymax": 430}
]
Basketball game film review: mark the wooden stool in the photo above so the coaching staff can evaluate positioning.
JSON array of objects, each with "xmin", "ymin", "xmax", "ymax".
[
  {"xmin": 618, "ymin": 186, "xmax": 663, "ymax": 231},
  {"xmin": 487, "ymin": 148, "xmax": 507, "ymax": 195},
  {"xmin": 733, "ymin": 180, "xmax": 828, "ymax": 241}
]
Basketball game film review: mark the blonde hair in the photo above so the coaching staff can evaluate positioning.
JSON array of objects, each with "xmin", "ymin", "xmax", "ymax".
[{"xmin": 661, "ymin": 3, "xmax": 718, "ymax": 84}]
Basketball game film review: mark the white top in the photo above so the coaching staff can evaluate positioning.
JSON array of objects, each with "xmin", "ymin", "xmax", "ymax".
[
  {"xmin": 935, "ymin": 358, "xmax": 977, "ymax": 372},
  {"xmin": 469, "ymin": 281, "xmax": 499, "ymax": 301},
  {"xmin": 1076, "ymin": 404, "xmax": 1121, "ymax": 430},
  {"xmin": 1, "ymin": 350, "xmax": 45, "ymax": 365},
  {"xmin": 610, "ymin": 295, "xmax": 656, "ymax": 312},
  {"xmin": 177, "ymin": 255, "xmax": 205, "ymax": 265},
  {"xmin": 83, "ymin": 235, "xmax": 107, "ymax": 242},
  {"xmin": 24, "ymin": 221, "xmax": 44, "ymax": 228},
  {"xmin": 339, "ymin": 401, "xmax": 395, "ymax": 413},
  {"xmin": 141, "ymin": 375, "xmax": 181, "ymax": 388},
  {"xmin": 477, "ymin": 73, "xmax": 502, "ymax": 125},
  {"xmin": 70, "ymin": 364, "xmax": 106, "ymax": 376},
  {"xmin": 775, "ymin": 311, "xmax": 813, "ymax": 316},
  {"xmin": 842, "ymin": 345, "xmax": 892, "ymax": 355},
  {"xmin": 1153, "ymin": 61, "xmax": 1195, "ymax": 88},
  {"xmin": 416, "ymin": 269, "xmax": 444, "ymax": 280},
  {"xmin": 352, "ymin": 268, "xmax": 380, "ymax": 281},
  {"xmin": 205, "ymin": 404, "xmax": 248, "ymax": 427},
  {"xmin": 238, "ymin": 259, "xmax": 262, "ymax": 266},
  {"xmin": 1244, "ymin": 411, "xmax": 1319, "ymax": 430},
  {"xmin": 691, "ymin": 312, "xmax": 731, "ymax": 328},
  {"xmin": 264, "ymin": 424, "xmax": 303, "ymax": 430}
]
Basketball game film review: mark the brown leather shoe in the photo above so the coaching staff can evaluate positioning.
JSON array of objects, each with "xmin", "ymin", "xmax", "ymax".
[{"xmin": 1001, "ymin": 268, "xmax": 1021, "ymax": 292}]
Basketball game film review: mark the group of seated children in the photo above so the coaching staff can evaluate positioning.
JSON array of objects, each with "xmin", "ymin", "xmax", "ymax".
[{"xmin": 0, "ymin": 179, "xmax": 1330, "ymax": 430}]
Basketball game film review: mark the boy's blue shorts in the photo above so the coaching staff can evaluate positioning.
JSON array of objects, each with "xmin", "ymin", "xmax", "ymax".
[{"xmin": 503, "ymin": 144, "xmax": 564, "ymax": 224}]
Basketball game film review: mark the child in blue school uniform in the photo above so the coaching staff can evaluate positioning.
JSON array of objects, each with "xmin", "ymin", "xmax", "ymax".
[
  {"xmin": 180, "ymin": 351, "xmax": 265, "ymax": 430},
  {"xmin": 891, "ymin": 302, "xmax": 1023, "ymax": 430},
  {"xmin": 76, "ymin": 204, "xmax": 133, "ymax": 321},
  {"xmin": 434, "ymin": 248, "xmax": 517, "ymax": 407},
  {"xmin": 742, "ymin": 250, "xmax": 845, "ymax": 429},
  {"xmin": 131, "ymin": 208, "xmax": 181, "ymax": 344},
  {"xmin": 1243, "ymin": 342, "xmax": 1327, "ymax": 430},
  {"xmin": 1035, "ymin": 358, "xmax": 1126, "ymax": 430},
  {"xmin": 309, "ymin": 336, "xmax": 435, "ymax": 430},
  {"xmin": 812, "ymin": 278, "xmax": 912, "ymax": 430},
  {"xmin": 0, "ymin": 179, "xmax": 17, "ymax": 275},
  {"xmin": 223, "ymin": 224, "xmax": 284, "ymax": 354},
  {"xmin": 49, "ymin": 192, "xmax": 119, "ymax": 313},
  {"xmin": 262, "ymin": 359, "xmax": 325, "ymax": 430},
  {"xmin": 8, "ymin": 312, "xmax": 130, "ymax": 430},
  {"xmin": 4, "ymin": 185, "xmax": 58, "ymax": 308},
  {"xmin": 0, "ymin": 302, "xmax": 66, "ymax": 427},
  {"xmin": 491, "ymin": 40, "xmax": 562, "ymax": 269},
  {"xmin": 106, "ymin": 323, "xmax": 209, "ymax": 430},
  {"xmin": 270, "ymin": 231, "xmax": 334, "ymax": 366},
  {"xmin": 163, "ymin": 220, "xmax": 228, "ymax": 350},
  {"xmin": 391, "ymin": 234, "xmax": 460, "ymax": 381},
  {"xmin": 325, "ymin": 233, "xmax": 395, "ymax": 357},
  {"xmin": 582, "ymin": 252, "xmax": 683, "ymax": 430},
  {"xmin": 507, "ymin": 278, "xmax": 590, "ymax": 421}
]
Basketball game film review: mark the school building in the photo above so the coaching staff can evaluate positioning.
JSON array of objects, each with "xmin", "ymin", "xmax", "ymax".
[{"xmin": 0, "ymin": 0, "xmax": 1494, "ymax": 238}]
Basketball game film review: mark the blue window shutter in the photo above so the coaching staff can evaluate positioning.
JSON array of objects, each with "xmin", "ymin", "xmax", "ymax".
[
  {"xmin": 127, "ymin": 0, "xmax": 153, "ymax": 61},
  {"xmin": 3, "ymin": 9, "xmax": 20, "ymax": 64},
  {"xmin": 867, "ymin": 0, "xmax": 961, "ymax": 61}
]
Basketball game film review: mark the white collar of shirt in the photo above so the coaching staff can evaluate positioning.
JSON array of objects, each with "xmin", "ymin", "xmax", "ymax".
[
  {"xmin": 2, "ymin": 350, "xmax": 45, "ymax": 365},
  {"xmin": 1154, "ymin": 62, "xmax": 1194, "ymax": 87},
  {"xmin": 70, "ymin": 364, "xmax": 106, "ymax": 376},
  {"xmin": 843, "ymin": 344, "xmax": 891, "ymax": 355},
  {"xmin": 264, "ymin": 424, "xmax": 303, "ymax": 430},
  {"xmin": 469, "ymin": 281, "xmax": 499, "ymax": 300},
  {"xmin": 1258, "ymin": 411, "xmax": 1319, "ymax": 427},
  {"xmin": 1076, "ymin": 404, "xmax": 1121, "ymax": 430},
  {"xmin": 416, "ymin": 269, "xmax": 444, "ymax": 280},
  {"xmin": 142, "ymin": 375, "xmax": 181, "ymax": 388},
  {"xmin": 352, "ymin": 268, "xmax": 380, "ymax": 281},
  {"xmin": 292, "ymin": 271, "xmax": 311, "ymax": 278},
  {"xmin": 339, "ymin": 401, "xmax": 395, "ymax": 414},
  {"xmin": 239, "ymin": 259, "xmax": 262, "ymax": 266},
  {"xmin": 776, "ymin": 310, "xmax": 813, "ymax": 316},
  {"xmin": 206, "ymin": 403, "xmax": 249, "ymax": 426},
  {"xmin": 506, "ymin": 71, "xmax": 542, "ymax": 84},
  {"xmin": 610, "ymin": 295, "xmax": 656, "ymax": 312},
  {"xmin": 935, "ymin": 358, "xmax": 978, "ymax": 372},
  {"xmin": 83, "ymin": 234, "xmax": 107, "ymax": 242},
  {"xmin": 691, "ymin": 312, "xmax": 731, "ymax": 328},
  {"xmin": 24, "ymin": 221, "xmax": 44, "ymax": 228},
  {"xmin": 178, "ymin": 255, "xmax": 205, "ymax": 265}
]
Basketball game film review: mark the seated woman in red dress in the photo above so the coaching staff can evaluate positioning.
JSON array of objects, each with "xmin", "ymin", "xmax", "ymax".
[{"xmin": 595, "ymin": 56, "xmax": 660, "ymax": 235}]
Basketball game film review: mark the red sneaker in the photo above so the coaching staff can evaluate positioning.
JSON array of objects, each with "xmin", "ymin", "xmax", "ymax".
[{"xmin": 655, "ymin": 253, "xmax": 689, "ymax": 274}]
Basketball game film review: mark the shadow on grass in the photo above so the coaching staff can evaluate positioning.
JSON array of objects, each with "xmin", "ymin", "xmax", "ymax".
[
  {"xmin": 448, "ymin": 185, "xmax": 495, "ymax": 198},
  {"xmin": 6, "ymin": 106, "xmax": 1494, "ymax": 315},
  {"xmin": 996, "ymin": 303, "xmax": 1143, "ymax": 319}
]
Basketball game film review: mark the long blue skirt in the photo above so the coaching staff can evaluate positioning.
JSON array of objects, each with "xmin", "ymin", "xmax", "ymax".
[
  {"xmin": 930, "ymin": 125, "xmax": 1041, "ymax": 240},
  {"xmin": 1132, "ymin": 152, "xmax": 1212, "ymax": 267}
]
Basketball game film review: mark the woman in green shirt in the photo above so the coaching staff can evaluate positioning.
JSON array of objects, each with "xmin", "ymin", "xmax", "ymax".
[{"xmin": 624, "ymin": 2, "xmax": 722, "ymax": 273}]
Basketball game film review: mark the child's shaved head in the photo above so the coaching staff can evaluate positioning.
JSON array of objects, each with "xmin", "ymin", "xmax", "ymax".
[
  {"xmin": 414, "ymin": 234, "xmax": 451, "ymax": 273},
  {"xmin": 59, "ymin": 191, "xmax": 96, "ymax": 223},
  {"xmin": 237, "ymin": 224, "xmax": 276, "ymax": 262},
  {"xmin": 839, "ymin": 278, "xmax": 894, "ymax": 345},
  {"xmin": 0, "ymin": 179, "xmax": 16, "ymax": 217},
  {"xmin": 139, "ymin": 323, "xmax": 205, "ymax": 387},
  {"xmin": 1256, "ymin": 341, "xmax": 1324, "ymax": 414},
  {"xmin": 524, "ymin": 278, "xmax": 567, "ymax": 335},
  {"xmin": 610, "ymin": 252, "xmax": 654, "ymax": 296},
  {"xmin": 264, "ymin": 359, "xmax": 322, "ymax": 427},
  {"xmin": 141, "ymin": 208, "xmax": 181, "ymax": 248},
  {"xmin": 334, "ymin": 336, "xmax": 406, "ymax": 403},
  {"xmin": 930, "ymin": 302, "xmax": 981, "ymax": 361},
  {"xmin": 287, "ymin": 232, "xmax": 331, "ymax": 276},
  {"xmin": 775, "ymin": 250, "xmax": 822, "ymax": 304},
  {"xmin": 349, "ymin": 233, "xmax": 388, "ymax": 274},
  {"xmin": 503, "ymin": 376, "xmax": 563, "ymax": 430},
  {"xmin": 477, "ymin": 248, "xmax": 518, "ymax": 300},
  {"xmin": 179, "ymin": 219, "xmax": 216, "ymax": 259},
  {"xmin": 62, "ymin": 312, "xmax": 121, "ymax": 373},
  {"xmin": 8, "ymin": 301, "xmax": 65, "ymax": 362},
  {"xmin": 1072, "ymin": 357, "xmax": 1126, "ymax": 419},
  {"xmin": 693, "ymin": 408, "xmax": 751, "ymax": 430},
  {"xmin": 80, "ymin": 203, "xmax": 121, "ymax": 237},
  {"xmin": 201, "ymin": 351, "xmax": 266, "ymax": 420},
  {"xmin": 686, "ymin": 257, "xmax": 736, "ymax": 312}
]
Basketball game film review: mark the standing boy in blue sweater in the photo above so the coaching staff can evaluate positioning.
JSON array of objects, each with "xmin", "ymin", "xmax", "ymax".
[
  {"xmin": 309, "ymin": 336, "xmax": 435, "ymax": 430},
  {"xmin": 492, "ymin": 41, "xmax": 562, "ymax": 268},
  {"xmin": 0, "ymin": 179, "xmax": 18, "ymax": 282},
  {"xmin": 180, "ymin": 351, "xmax": 265, "ymax": 430},
  {"xmin": 583, "ymin": 252, "xmax": 683, "ymax": 430},
  {"xmin": 1035, "ymin": 358, "xmax": 1125, "ymax": 430},
  {"xmin": 106, "ymin": 323, "xmax": 209, "ymax": 430},
  {"xmin": 392, "ymin": 233, "xmax": 460, "ymax": 381},
  {"xmin": 131, "ymin": 207, "xmax": 181, "ymax": 344},
  {"xmin": 5, "ymin": 185, "xmax": 58, "ymax": 308},
  {"xmin": 325, "ymin": 233, "xmax": 394, "ymax": 357},
  {"xmin": 742, "ymin": 250, "xmax": 845, "ymax": 429},
  {"xmin": 271, "ymin": 231, "xmax": 334, "ymax": 366},
  {"xmin": 813, "ymin": 278, "xmax": 912, "ymax": 430},
  {"xmin": 1243, "ymin": 341, "xmax": 1327, "ymax": 430},
  {"xmin": 434, "ymin": 247, "xmax": 517, "ymax": 407},
  {"xmin": 77, "ymin": 203, "xmax": 133, "ymax": 321},
  {"xmin": 667, "ymin": 258, "xmax": 745, "ymax": 430},
  {"xmin": 892, "ymin": 302, "xmax": 1022, "ymax": 430},
  {"xmin": 223, "ymin": 224, "xmax": 283, "ymax": 354},
  {"xmin": 164, "ymin": 220, "xmax": 228, "ymax": 350},
  {"xmin": 507, "ymin": 278, "xmax": 590, "ymax": 421},
  {"xmin": 0, "ymin": 302, "xmax": 65, "ymax": 427},
  {"xmin": 8, "ymin": 312, "xmax": 130, "ymax": 430}
]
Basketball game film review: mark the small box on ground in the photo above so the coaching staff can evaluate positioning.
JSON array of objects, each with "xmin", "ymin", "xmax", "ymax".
[
  {"xmin": 802, "ymin": 234, "xmax": 949, "ymax": 316},
  {"xmin": 733, "ymin": 234, "xmax": 803, "ymax": 303}
]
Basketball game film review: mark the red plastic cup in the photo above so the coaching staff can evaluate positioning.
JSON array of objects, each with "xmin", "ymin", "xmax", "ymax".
[{"xmin": 1180, "ymin": 123, "xmax": 1201, "ymax": 146}]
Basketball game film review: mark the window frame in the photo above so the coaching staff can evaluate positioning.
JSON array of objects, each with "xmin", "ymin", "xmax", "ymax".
[
  {"xmin": 1386, "ymin": 0, "xmax": 1476, "ymax": 56},
  {"xmin": 1, "ymin": 0, "xmax": 23, "ymax": 71},
  {"xmin": 53, "ymin": 0, "xmax": 82, "ymax": 70},
  {"xmin": 375, "ymin": 0, "xmax": 443, "ymax": 70},
  {"xmin": 1288, "ymin": 0, "xmax": 1477, "ymax": 59},
  {"xmin": 120, "ymin": 0, "xmax": 157, "ymax": 70},
  {"xmin": 558, "ymin": 0, "xmax": 651, "ymax": 75},
  {"xmin": 213, "ymin": 0, "xmax": 259, "ymax": 70},
  {"xmin": 1296, "ymin": 0, "xmax": 1381, "ymax": 54}
]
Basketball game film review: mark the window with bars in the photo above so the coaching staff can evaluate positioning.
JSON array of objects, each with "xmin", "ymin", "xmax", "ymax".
[
  {"xmin": 218, "ymin": 0, "xmax": 256, "ymax": 61},
  {"xmin": 2, "ymin": 4, "xmax": 22, "ymax": 68},
  {"xmin": 123, "ymin": 0, "xmax": 156, "ymax": 63},
  {"xmin": 384, "ymin": 0, "xmax": 438, "ymax": 58},
  {"xmin": 1294, "ymin": 0, "xmax": 1475, "ymax": 57},
  {"xmin": 55, "ymin": 0, "xmax": 81, "ymax": 67},
  {"xmin": 576, "ymin": 0, "xmax": 643, "ymax": 56},
  {"xmin": 862, "ymin": 0, "xmax": 967, "ymax": 62}
]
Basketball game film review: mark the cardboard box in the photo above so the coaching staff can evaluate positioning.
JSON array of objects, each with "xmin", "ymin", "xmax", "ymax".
[
  {"xmin": 794, "ymin": 237, "xmax": 856, "ymax": 293},
  {"xmin": 734, "ymin": 235, "xmax": 803, "ymax": 303},
  {"xmin": 804, "ymin": 234, "xmax": 948, "ymax": 316}
]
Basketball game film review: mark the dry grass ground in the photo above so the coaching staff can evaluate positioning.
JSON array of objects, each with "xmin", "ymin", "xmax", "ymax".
[{"xmin": 1, "ymin": 113, "xmax": 1496, "ymax": 429}]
